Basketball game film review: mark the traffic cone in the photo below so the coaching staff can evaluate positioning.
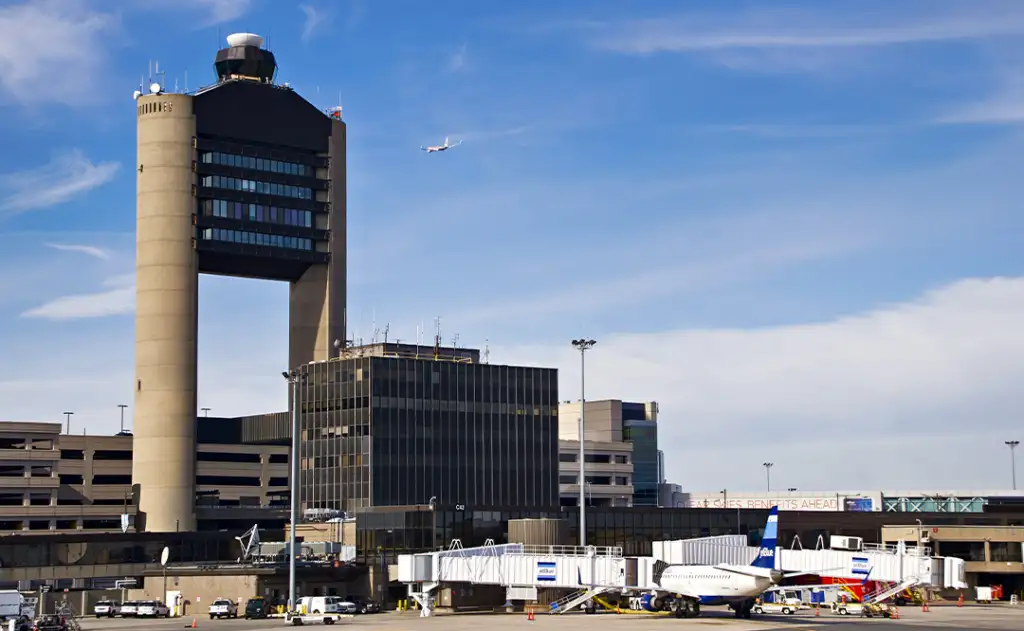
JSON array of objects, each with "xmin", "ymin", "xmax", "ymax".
[
  {"xmin": 958, "ymin": 594, "xmax": 964, "ymax": 607},
  {"xmin": 815, "ymin": 604, "xmax": 820, "ymax": 617},
  {"xmin": 922, "ymin": 601, "xmax": 929, "ymax": 612},
  {"xmin": 526, "ymin": 607, "xmax": 535, "ymax": 621},
  {"xmin": 191, "ymin": 618, "xmax": 197, "ymax": 628},
  {"xmin": 891, "ymin": 607, "xmax": 899, "ymax": 620}
]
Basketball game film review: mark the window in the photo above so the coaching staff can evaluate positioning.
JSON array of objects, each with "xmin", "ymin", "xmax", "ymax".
[
  {"xmin": 199, "ymin": 227, "xmax": 313, "ymax": 251},
  {"xmin": 202, "ymin": 199, "xmax": 313, "ymax": 228},
  {"xmin": 200, "ymin": 151, "xmax": 313, "ymax": 177},
  {"xmin": 200, "ymin": 175, "xmax": 312, "ymax": 200}
]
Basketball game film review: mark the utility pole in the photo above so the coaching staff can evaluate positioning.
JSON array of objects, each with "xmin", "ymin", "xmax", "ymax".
[
  {"xmin": 117, "ymin": 404, "xmax": 127, "ymax": 433},
  {"xmin": 1006, "ymin": 440, "xmax": 1020, "ymax": 490},
  {"xmin": 571, "ymin": 338, "xmax": 596, "ymax": 547},
  {"xmin": 63, "ymin": 412, "xmax": 73, "ymax": 435},
  {"xmin": 763, "ymin": 462, "xmax": 773, "ymax": 492}
]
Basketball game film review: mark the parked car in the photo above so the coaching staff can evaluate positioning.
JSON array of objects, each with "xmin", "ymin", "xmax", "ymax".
[
  {"xmin": 346, "ymin": 596, "xmax": 380, "ymax": 614},
  {"xmin": 93, "ymin": 601, "xmax": 120, "ymax": 618},
  {"xmin": 31, "ymin": 615, "xmax": 67, "ymax": 631},
  {"xmin": 136, "ymin": 600, "xmax": 170, "ymax": 618},
  {"xmin": 244, "ymin": 597, "xmax": 270, "ymax": 619},
  {"xmin": 119, "ymin": 601, "xmax": 139, "ymax": 617},
  {"xmin": 209, "ymin": 599, "xmax": 238, "ymax": 619}
]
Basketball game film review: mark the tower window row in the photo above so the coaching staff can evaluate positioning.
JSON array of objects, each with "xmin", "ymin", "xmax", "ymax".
[
  {"xmin": 200, "ymin": 151, "xmax": 314, "ymax": 177},
  {"xmin": 201, "ymin": 175, "xmax": 312, "ymax": 200},
  {"xmin": 200, "ymin": 227, "xmax": 313, "ymax": 251},
  {"xmin": 202, "ymin": 199, "xmax": 312, "ymax": 228}
]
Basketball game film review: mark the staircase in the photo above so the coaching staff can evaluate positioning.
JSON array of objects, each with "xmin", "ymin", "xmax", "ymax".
[
  {"xmin": 55, "ymin": 596, "xmax": 82, "ymax": 631},
  {"xmin": 550, "ymin": 587, "xmax": 610, "ymax": 614},
  {"xmin": 864, "ymin": 579, "xmax": 918, "ymax": 604}
]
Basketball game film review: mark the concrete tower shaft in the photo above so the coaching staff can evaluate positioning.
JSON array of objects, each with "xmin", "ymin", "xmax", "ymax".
[{"xmin": 133, "ymin": 92, "xmax": 198, "ymax": 533}]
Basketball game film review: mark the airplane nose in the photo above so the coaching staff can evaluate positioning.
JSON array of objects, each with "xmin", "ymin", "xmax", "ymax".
[{"xmin": 769, "ymin": 570, "xmax": 783, "ymax": 583}]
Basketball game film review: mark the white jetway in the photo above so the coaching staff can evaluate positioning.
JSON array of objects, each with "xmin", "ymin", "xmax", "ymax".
[{"xmin": 398, "ymin": 537, "xmax": 966, "ymax": 616}]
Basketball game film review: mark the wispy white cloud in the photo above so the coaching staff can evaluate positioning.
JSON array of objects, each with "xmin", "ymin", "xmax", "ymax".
[
  {"xmin": 45, "ymin": 243, "xmax": 111, "ymax": 260},
  {"xmin": 576, "ymin": 4, "xmax": 1024, "ymax": 74},
  {"xmin": 21, "ymin": 273, "xmax": 133, "ymax": 321},
  {"xmin": 495, "ymin": 276, "xmax": 1024, "ymax": 489},
  {"xmin": 935, "ymin": 72, "xmax": 1024, "ymax": 125},
  {"xmin": 188, "ymin": 0, "xmax": 250, "ymax": 27},
  {"xmin": 0, "ymin": 0, "xmax": 116, "ymax": 104},
  {"xmin": 447, "ymin": 43, "xmax": 469, "ymax": 72},
  {"xmin": 0, "ymin": 150, "xmax": 119, "ymax": 219},
  {"xmin": 300, "ymin": 4, "xmax": 330, "ymax": 43}
]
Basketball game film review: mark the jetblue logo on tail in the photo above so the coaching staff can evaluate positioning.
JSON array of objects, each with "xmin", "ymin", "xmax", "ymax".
[{"xmin": 751, "ymin": 506, "xmax": 779, "ymax": 569}]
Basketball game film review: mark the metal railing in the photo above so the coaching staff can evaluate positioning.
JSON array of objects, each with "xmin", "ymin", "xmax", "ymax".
[{"xmin": 505, "ymin": 544, "xmax": 623, "ymax": 558}]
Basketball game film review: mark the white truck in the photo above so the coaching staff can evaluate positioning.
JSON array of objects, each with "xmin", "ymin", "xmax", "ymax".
[
  {"xmin": 209, "ymin": 599, "xmax": 238, "ymax": 619},
  {"xmin": 0, "ymin": 591, "xmax": 22, "ymax": 622},
  {"xmin": 752, "ymin": 602, "xmax": 798, "ymax": 615},
  {"xmin": 286, "ymin": 597, "xmax": 355, "ymax": 625}
]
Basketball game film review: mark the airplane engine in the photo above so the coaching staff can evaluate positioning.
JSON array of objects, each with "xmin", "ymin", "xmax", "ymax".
[{"xmin": 640, "ymin": 593, "xmax": 664, "ymax": 612}]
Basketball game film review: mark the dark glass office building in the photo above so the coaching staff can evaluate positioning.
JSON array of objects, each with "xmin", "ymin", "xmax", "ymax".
[
  {"xmin": 622, "ymin": 403, "xmax": 659, "ymax": 506},
  {"xmin": 295, "ymin": 343, "xmax": 560, "ymax": 514}
]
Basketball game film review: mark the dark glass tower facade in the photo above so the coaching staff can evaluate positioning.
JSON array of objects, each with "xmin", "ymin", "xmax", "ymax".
[
  {"xmin": 622, "ymin": 402, "xmax": 659, "ymax": 506},
  {"xmin": 295, "ymin": 344, "xmax": 560, "ymax": 514}
]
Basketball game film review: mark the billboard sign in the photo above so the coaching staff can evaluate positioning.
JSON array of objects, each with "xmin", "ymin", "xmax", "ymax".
[
  {"xmin": 686, "ymin": 496, "xmax": 841, "ymax": 511},
  {"xmin": 844, "ymin": 498, "xmax": 874, "ymax": 512},
  {"xmin": 851, "ymin": 557, "xmax": 872, "ymax": 576}
]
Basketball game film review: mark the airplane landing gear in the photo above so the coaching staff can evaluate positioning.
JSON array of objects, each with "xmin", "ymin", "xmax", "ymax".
[
  {"xmin": 672, "ymin": 599, "xmax": 700, "ymax": 619},
  {"xmin": 733, "ymin": 600, "xmax": 753, "ymax": 619}
]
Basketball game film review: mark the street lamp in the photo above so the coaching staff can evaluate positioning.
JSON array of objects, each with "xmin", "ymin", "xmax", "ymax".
[
  {"xmin": 571, "ymin": 338, "xmax": 596, "ymax": 547},
  {"xmin": 763, "ymin": 462, "xmax": 773, "ymax": 492},
  {"xmin": 201, "ymin": 407, "xmax": 211, "ymax": 417},
  {"xmin": 428, "ymin": 496, "xmax": 438, "ymax": 551},
  {"xmin": 117, "ymin": 405, "xmax": 128, "ymax": 433},
  {"xmin": 1006, "ymin": 441, "xmax": 1020, "ymax": 490},
  {"xmin": 282, "ymin": 370, "xmax": 306, "ymax": 615},
  {"xmin": 63, "ymin": 412, "xmax": 73, "ymax": 435}
]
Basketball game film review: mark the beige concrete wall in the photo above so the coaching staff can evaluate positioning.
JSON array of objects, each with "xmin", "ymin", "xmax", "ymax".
[
  {"xmin": 289, "ymin": 120, "xmax": 346, "ymax": 370},
  {"xmin": 133, "ymin": 574, "xmax": 258, "ymax": 615},
  {"xmin": 134, "ymin": 92, "xmax": 199, "ymax": 533},
  {"xmin": 287, "ymin": 520, "xmax": 355, "ymax": 544},
  {"xmin": 558, "ymin": 400, "xmax": 623, "ymax": 442}
]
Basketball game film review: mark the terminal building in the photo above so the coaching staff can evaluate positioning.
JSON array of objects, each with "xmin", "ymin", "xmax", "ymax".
[
  {"xmin": 0, "ymin": 419, "xmax": 288, "ymax": 535},
  {"xmin": 557, "ymin": 400, "xmax": 659, "ymax": 508}
]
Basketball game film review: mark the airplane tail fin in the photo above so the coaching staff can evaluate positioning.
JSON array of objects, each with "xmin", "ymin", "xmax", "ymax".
[
  {"xmin": 751, "ymin": 506, "xmax": 779, "ymax": 569},
  {"xmin": 444, "ymin": 136, "xmax": 449, "ymax": 146}
]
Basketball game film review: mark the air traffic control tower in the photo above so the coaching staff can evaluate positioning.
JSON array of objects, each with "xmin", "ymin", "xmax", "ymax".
[{"xmin": 133, "ymin": 33, "xmax": 346, "ymax": 532}]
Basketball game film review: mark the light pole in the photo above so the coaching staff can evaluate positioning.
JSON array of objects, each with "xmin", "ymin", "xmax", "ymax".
[
  {"xmin": 1006, "ymin": 441, "xmax": 1020, "ymax": 490},
  {"xmin": 201, "ymin": 407, "xmax": 211, "ymax": 417},
  {"xmin": 428, "ymin": 496, "xmax": 437, "ymax": 551},
  {"xmin": 282, "ymin": 370, "xmax": 305, "ymax": 615},
  {"xmin": 63, "ymin": 412, "xmax": 73, "ymax": 435},
  {"xmin": 117, "ymin": 404, "xmax": 127, "ymax": 433},
  {"xmin": 571, "ymin": 338, "xmax": 596, "ymax": 547},
  {"xmin": 763, "ymin": 462, "xmax": 773, "ymax": 492}
]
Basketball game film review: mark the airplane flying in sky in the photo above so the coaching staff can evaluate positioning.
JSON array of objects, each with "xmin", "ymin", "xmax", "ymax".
[{"xmin": 421, "ymin": 136, "xmax": 462, "ymax": 153}]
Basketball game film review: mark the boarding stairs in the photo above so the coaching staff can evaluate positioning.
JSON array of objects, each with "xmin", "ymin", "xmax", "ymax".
[
  {"xmin": 56, "ymin": 596, "xmax": 82, "ymax": 631},
  {"xmin": 863, "ymin": 579, "xmax": 919, "ymax": 604},
  {"xmin": 550, "ymin": 586, "xmax": 611, "ymax": 614}
]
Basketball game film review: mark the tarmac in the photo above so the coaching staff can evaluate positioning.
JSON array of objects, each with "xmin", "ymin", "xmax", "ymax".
[{"xmin": 74, "ymin": 605, "xmax": 1022, "ymax": 631}]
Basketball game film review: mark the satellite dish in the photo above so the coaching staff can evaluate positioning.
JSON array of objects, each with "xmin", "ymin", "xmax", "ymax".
[
  {"xmin": 149, "ymin": 82, "xmax": 162, "ymax": 95},
  {"xmin": 160, "ymin": 546, "xmax": 170, "ymax": 567},
  {"xmin": 226, "ymin": 32, "xmax": 264, "ymax": 48},
  {"xmin": 132, "ymin": 90, "xmax": 142, "ymax": 101}
]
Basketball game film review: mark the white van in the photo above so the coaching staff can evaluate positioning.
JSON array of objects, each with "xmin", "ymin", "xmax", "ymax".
[{"xmin": 298, "ymin": 596, "xmax": 355, "ymax": 615}]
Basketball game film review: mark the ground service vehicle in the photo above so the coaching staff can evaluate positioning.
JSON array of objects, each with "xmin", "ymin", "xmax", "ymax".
[
  {"xmin": 244, "ymin": 597, "xmax": 270, "ymax": 619},
  {"xmin": 831, "ymin": 601, "xmax": 864, "ymax": 616},
  {"xmin": 136, "ymin": 600, "xmax": 170, "ymax": 617},
  {"xmin": 0, "ymin": 591, "xmax": 23, "ymax": 621},
  {"xmin": 299, "ymin": 597, "xmax": 354, "ymax": 615},
  {"xmin": 93, "ymin": 601, "xmax": 120, "ymax": 618},
  {"xmin": 208, "ymin": 599, "xmax": 238, "ymax": 619},
  {"xmin": 346, "ymin": 596, "xmax": 380, "ymax": 614},
  {"xmin": 752, "ymin": 603, "xmax": 797, "ymax": 615},
  {"xmin": 31, "ymin": 615, "xmax": 66, "ymax": 631}
]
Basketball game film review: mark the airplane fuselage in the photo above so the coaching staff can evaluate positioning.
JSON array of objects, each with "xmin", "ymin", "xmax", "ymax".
[{"xmin": 658, "ymin": 565, "xmax": 772, "ymax": 605}]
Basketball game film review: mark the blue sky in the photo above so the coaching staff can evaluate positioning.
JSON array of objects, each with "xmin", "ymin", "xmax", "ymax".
[{"xmin": 2, "ymin": 0, "xmax": 1024, "ymax": 492}]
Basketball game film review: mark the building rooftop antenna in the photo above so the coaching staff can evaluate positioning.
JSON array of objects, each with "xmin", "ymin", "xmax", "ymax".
[
  {"xmin": 484, "ymin": 338, "xmax": 490, "ymax": 364},
  {"xmin": 383, "ymin": 323, "xmax": 390, "ymax": 345}
]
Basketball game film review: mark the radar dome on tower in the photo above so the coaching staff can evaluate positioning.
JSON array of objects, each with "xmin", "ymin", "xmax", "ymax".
[{"xmin": 226, "ymin": 32, "xmax": 264, "ymax": 48}]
